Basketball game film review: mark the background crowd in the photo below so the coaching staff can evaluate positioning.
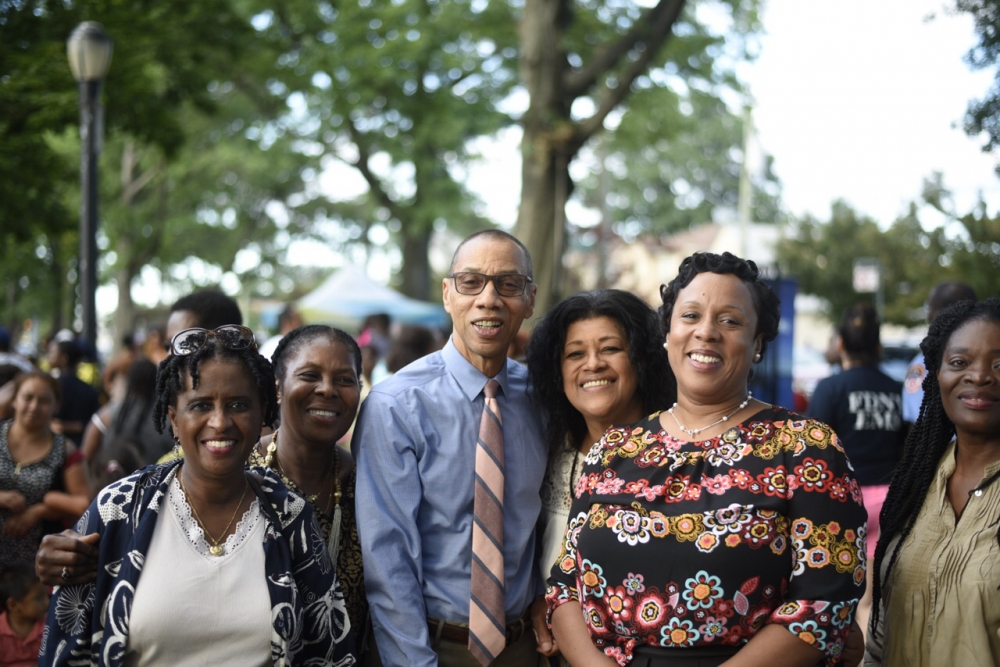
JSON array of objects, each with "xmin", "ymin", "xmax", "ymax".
[{"xmin": 0, "ymin": 235, "xmax": 996, "ymax": 667}]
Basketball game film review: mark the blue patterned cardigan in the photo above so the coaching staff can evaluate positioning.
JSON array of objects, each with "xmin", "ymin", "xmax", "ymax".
[{"xmin": 39, "ymin": 459, "xmax": 357, "ymax": 666}]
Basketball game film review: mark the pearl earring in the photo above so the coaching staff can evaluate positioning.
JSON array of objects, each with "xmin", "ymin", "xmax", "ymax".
[{"xmin": 753, "ymin": 352, "xmax": 761, "ymax": 362}]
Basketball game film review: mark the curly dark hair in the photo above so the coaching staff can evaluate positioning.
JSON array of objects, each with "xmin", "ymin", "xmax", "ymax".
[
  {"xmin": 526, "ymin": 289, "xmax": 675, "ymax": 453},
  {"xmin": 871, "ymin": 297, "xmax": 1000, "ymax": 628},
  {"xmin": 152, "ymin": 340, "xmax": 279, "ymax": 435},
  {"xmin": 270, "ymin": 325, "xmax": 363, "ymax": 386},
  {"xmin": 658, "ymin": 251, "xmax": 781, "ymax": 360}
]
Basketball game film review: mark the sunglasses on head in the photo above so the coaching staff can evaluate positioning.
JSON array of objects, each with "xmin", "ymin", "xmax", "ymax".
[{"xmin": 169, "ymin": 325, "xmax": 257, "ymax": 356}]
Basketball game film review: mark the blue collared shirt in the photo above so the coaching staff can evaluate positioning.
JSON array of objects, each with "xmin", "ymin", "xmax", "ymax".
[{"xmin": 353, "ymin": 338, "xmax": 547, "ymax": 667}]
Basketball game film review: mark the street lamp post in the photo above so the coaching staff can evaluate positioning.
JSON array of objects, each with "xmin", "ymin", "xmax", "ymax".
[{"xmin": 67, "ymin": 22, "xmax": 112, "ymax": 348}]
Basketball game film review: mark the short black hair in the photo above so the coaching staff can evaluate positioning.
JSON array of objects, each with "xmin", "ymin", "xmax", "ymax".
[
  {"xmin": 54, "ymin": 339, "xmax": 82, "ymax": 367},
  {"xmin": 658, "ymin": 251, "xmax": 781, "ymax": 360},
  {"xmin": 526, "ymin": 289, "xmax": 676, "ymax": 453},
  {"xmin": 171, "ymin": 289, "xmax": 243, "ymax": 330},
  {"xmin": 153, "ymin": 342, "xmax": 278, "ymax": 434},
  {"xmin": 449, "ymin": 229, "xmax": 533, "ymax": 279},
  {"xmin": 0, "ymin": 563, "xmax": 38, "ymax": 610},
  {"xmin": 872, "ymin": 297, "xmax": 1000, "ymax": 630},
  {"xmin": 837, "ymin": 303, "xmax": 880, "ymax": 366},
  {"xmin": 270, "ymin": 325, "xmax": 363, "ymax": 386},
  {"xmin": 927, "ymin": 282, "xmax": 977, "ymax": 321}
]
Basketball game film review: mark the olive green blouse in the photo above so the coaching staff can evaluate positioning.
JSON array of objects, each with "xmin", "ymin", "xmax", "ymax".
[{"xmin": 865, "ymin": 442, "xmax": 1000, "ymax": 667}]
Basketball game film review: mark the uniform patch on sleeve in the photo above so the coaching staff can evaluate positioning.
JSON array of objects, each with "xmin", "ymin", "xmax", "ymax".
[{"xmin": 904, "ymin": 364, "xmax": 925, "ymax": 394}]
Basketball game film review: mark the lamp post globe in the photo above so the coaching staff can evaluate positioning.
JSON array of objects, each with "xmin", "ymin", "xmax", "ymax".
[{"xmin": 67, "ymin": 22, "xmax": 112, "ymax": 350}]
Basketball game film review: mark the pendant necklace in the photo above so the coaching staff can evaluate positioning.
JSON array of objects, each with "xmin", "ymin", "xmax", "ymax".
[
  {"xmin": 178, "ymin": 468, "xmax": 248, "ymax": 557},
  {"xmin": 669, "ymin": 392, "xmax": 752, "ymax": 439}
]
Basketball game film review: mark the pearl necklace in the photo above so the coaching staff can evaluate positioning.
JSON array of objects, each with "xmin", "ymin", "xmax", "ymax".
[{"xmin": 668, "ymin": 392, "xmax": 752, "ymax": 438}]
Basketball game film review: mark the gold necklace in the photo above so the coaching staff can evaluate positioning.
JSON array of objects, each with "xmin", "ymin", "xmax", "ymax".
[
  {"xmin": 267, "ymin": 427, "xmax": 334, "ymax": 505},
  {"xmin": 177, "ymin": 468, "xmax": 249, "ymax": 557}
]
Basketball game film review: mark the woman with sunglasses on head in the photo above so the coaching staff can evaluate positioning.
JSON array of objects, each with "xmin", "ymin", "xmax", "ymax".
[
  {"xmin": 866, "ymin": 298, "xmax": 1000, "ymax": 667},
  {"xmin": 39, "ymin": 325, "xmax": 356, "ymax": 666},
  {"xmin": 248, "ymin": 324, "xmax": 372, "ymax": 657}
]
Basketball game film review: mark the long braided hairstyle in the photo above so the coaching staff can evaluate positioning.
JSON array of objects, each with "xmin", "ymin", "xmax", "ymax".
[
  {"xmin": 152, "ymin": 339, "xmax": 279, "ymax": 436},
  {"xmin": 871, "ymin": 297, "xmax": 1000, "ymax": 626}
]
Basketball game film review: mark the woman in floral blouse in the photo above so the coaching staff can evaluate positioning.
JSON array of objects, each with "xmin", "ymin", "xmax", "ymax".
[{"xmin": 547, "ymin": 252, "xmax": 866, "ymax": 667}]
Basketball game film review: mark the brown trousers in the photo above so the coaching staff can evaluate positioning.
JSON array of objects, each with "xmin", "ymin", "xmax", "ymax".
[{"xmin": 434, "ymin": 628, "xmax": 543, "ymax": 667}]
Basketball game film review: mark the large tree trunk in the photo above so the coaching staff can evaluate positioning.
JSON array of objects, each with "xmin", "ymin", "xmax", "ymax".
[
  {"xmin": 515, "ymin": 0, "xmax": 574, "ymax": 318},
  {"xmin": 399, "ymin": 225, "xmax": 433, "ymax": 301},
  {"xmin": 514, "ymin": 0, "xmax": 687, "ymax": 317}
]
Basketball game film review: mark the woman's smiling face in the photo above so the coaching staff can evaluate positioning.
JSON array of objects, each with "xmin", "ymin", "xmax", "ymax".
[
  {"xmin": 168, "ymin": 356, "xmax": 263, "ymax": 483},
  {"xmin": 667, "ymin": 271, "xmax": 762, "ymax": 405},
  {"xmin": 937, "ymin": 317, "xmax": 1000, "ymax": 439},
  {"xmin": 561, "ymin": 316, "xmax": 643, "ymax": 434},
  {"xmin": 277, "ymin": 336, "xmax": 361, "ymax": 447}
]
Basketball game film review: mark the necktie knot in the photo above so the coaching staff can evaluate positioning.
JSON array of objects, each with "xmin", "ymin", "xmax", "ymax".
[{"xmin": 484, "ymin": 378, "xmax": 500, "ymax": 399}]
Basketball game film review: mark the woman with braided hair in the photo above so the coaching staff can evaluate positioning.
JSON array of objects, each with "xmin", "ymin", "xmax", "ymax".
[
  {"xmin": 865, "ymin": 298, "xmax": 1000, "ymax": 667},
  {"xmin": 39, "ymin": 325, "xmax": 356, "ymax": 666},
  {"xmin": 247, "ymin": 324, "xmax": 372, "ymax": 658}
]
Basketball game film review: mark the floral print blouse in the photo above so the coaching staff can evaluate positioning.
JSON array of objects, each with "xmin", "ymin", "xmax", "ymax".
[
  {"xmin": 39, "ymin": 459, "xmax": 356, "ymax": 666},
  {"xmin": 546, "ymin": 406, "xmax": 866, "ymax": 666}
]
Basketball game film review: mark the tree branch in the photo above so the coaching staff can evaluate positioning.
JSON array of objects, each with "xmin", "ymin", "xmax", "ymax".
[
  {"xmin": 574, "ymin": 0, "xmax": 686, "ymax": 142},
  {"xmin": 562, "ymin": 0, "xmax": 686, "ymax": 99},
  {"xmin": 342, "ymin": 118, "xmax": 406, "ymax": 221}
]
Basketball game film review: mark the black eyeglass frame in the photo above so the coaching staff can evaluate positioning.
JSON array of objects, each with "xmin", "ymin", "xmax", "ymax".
[
  {"xmin": 447, "ymin": 271, "xmax": 534, "ymax": 297},
  {"xmin": 168, "ymin": 325, "xmax": 258, "ymax": 357}
]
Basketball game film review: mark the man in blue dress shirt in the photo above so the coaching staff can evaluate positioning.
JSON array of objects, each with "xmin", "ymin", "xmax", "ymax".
[{"xmin": 353, "ymin": 230, "xmax": 550, "ymax": 666}]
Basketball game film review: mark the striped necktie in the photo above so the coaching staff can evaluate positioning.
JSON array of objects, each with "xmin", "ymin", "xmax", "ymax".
[{"xmin": 469, "ymin": 378, "xmax": 505, "ymax": 665}]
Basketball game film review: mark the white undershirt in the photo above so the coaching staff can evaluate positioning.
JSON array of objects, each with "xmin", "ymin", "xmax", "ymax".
[{"xmin": 125, "ymin": 475, "xmax": 271, "ymax": 667}]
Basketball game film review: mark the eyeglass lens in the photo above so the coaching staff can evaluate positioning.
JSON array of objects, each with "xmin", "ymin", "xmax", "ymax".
[{"xmin": 453, "ymin": 272, "xmax": 528, "ymax": 296}]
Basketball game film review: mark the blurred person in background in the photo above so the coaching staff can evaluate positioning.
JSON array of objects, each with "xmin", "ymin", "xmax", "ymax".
[
  {"xmin": 807, "ymin": 303, "xmax": 905, "ymax": 636},
  {"xmin": 0, "ymin": 327, "xmax": 33, "ymax": 375},
  {"xmin": 0, "ymin": 563, "xmax": 49, "ymax": 667},
  {"xmin": 1, "ymin": 371, "xmax": 90, "ymax": 570},
  {"xmin": 258, "ymin": 303, "xmax": 304, "ymax": 361},
  {"xmin": 143, "ymin": 324, "xmax": 169, "ymax": 367},
  {"xmin": 47, "ymin": 338, "xmax": 100, "ymax": 449},
  {"xmin": 385, "ymin": 324, "xmax": 440, "ymax": 375},
  {"xmin": 903, "ymin": 282, "xmax": 977, "ymax": 427},
  {"xmin": 867, "ymin": 298, "xmax": 1000, "ymax": 666},
  {"xmin": 82, "ymin": 358, "xmax": 172, "ymax": 467},
  {"xmin": 90, "ymin": 437, "xmax": 145, "ymax": 494}
]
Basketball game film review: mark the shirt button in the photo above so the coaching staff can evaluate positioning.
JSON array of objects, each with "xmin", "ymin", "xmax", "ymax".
[{"xmin": 975, "ymin": 489, "xmax": 984, "ymax": 497}]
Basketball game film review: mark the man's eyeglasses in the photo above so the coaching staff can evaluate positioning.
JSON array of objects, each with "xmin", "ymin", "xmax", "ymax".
[
  {"xmin": 169, "ymin": 325, "xmax": 257, "ymax": 356},
  {"xmin": 448, "ymin": 272, "xmax": 533, "ymax": 297}
]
